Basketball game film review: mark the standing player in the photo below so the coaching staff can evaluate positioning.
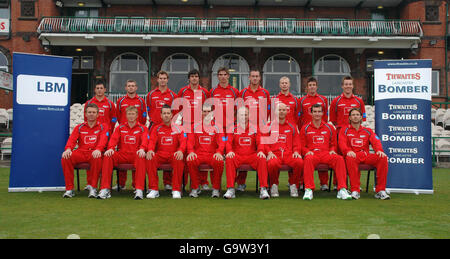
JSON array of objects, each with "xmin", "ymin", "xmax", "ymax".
[
  {"xmin": 300, "ymin": 104, "xmax": 352, "ymax": 200},
  {"xmin": 61, "ymin": 103, "xmax": 108, "ymax": 198},
  {"xmin": 339, "ymin": 108, "xmax": 390, "ymax": 200},
  {"xmin": 146, "ymin": 71, "xmax": 178, "ymax": 191},
  {"xmin": 273, "ymin": 76, "xmax": 300, "ymax": 125},
  {"xmin": 298, "ymin": 77, "xmax": 329, "ymax": 190},
  {"xmin": 97, "ymin": 106, "xmax": 147, "ymax": 200},
  {"xmin": 146, "ymin": 104, "xmax": 186, "ymax": 199},
  {"xmin": 115, "ymin": 79, "xmax": 147, "ymax": 190},
  {"xmin": 266, "ymin": 103, "xmax": 303, "ymax": 198},
  {"xmin": 186, "ymin": 104, "xmax": 225, "ymax": 198},
  {"xmin": 224, "ymin": 106, "xmax": 270, "ymax": 200},
  {"xmin": 236, "ymin": 70, "xmax": 271, "ymax": 191}
]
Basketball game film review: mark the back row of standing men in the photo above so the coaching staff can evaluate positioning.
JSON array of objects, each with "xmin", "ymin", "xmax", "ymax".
[{"xmin": 61, "ymin": 67, "xmax": 390, "ymax": 200}]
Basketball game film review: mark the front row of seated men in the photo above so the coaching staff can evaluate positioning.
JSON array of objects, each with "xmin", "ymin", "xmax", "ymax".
[{"xmin": 61, "ymin": 102, "xmax": 390, "ymax": 200}]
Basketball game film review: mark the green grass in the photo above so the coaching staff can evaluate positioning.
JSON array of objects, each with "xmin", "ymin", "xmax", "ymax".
[{"xmin": 0, "ymin": 167, "xmax": 449, "ymax": 239}]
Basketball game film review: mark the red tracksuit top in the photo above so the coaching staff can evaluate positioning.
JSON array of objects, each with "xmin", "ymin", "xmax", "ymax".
[
  {"xmin": 240, "ymin": 85, "xmax": 271, "ymax": 126},
  {"xmin": 338, "ymin": 125, "xmax": 384, "ymax": 155},
  {"xmin": 265, "ymin": 120, "xmax": 301, "ymax": 156},
  {"xmin": 116, "ymin": 94, "xmax": 147, "ymax": 125},
  {"xmin": 107, "ymin": 122, "xmax": 148, "ymax": 153},
  {"xmin": 65, "ymin": 122, "xmax": 108, "ymax": 152},
  {"xmin": 210, "ymin": 84, "xmax": 240, "ymax": 127},
  {"xmin": 147, "ymin": 123, "xmax": 186, "ymax": 154},
  {"xmin": 146, "ymin": 87, "xmax": 177, "ymax": 126},
  {"xmin": 329, "ymin": 94, "xmax": 366, "ymax": 128},
  {"xmin": 187, "ymin": 123, "xmax": 226, "ymax": 155},
  {"xmin": 298, "ymin": 93, "xmax": 328, "ymax": 128},
  {"xmin": 273, "ymin": 92, "xmax": 300, "ymax": 125},
  {"xmin": 84, "ymin": 96, "xmax": 117, "ymax": 133},
  {"xmin": 226, "ymin": 124, "xmax": 264, "ymax": 156},
  {"xmin": 177, "ymin": 85, "xmax": 210, "ymax": 125},
  {"xmin": 300, "ymin": 121, "xmax": 337, "ymax": 156}
]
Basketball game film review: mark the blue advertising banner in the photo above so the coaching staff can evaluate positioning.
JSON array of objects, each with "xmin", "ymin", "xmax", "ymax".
[
  {"xmin": 374, "ymin": 59, "xmax": 433, "ymax": 194},
  {"xmin": 9, "ymin": 53, "xmax": 72, "ymax": 192}
]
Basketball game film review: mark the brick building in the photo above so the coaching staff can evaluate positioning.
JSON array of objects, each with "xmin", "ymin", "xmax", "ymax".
[{"xmin": 0, "ymin": 0, "xmax": 448, "ymax": 108}]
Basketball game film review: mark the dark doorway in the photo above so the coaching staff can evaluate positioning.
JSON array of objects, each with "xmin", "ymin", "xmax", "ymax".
[{"xmin": 71, "ymin": 73, "xmax": 89, "ymax": 104}]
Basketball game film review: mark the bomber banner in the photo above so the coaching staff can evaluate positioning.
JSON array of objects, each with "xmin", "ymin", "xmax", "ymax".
[
  {"xmin": 9, "ymin": 53, "xmax": 72, "ymax": 192},
  {"xmin": 374, "ymin": 59, "xmax": 433, "ymax": 194}
]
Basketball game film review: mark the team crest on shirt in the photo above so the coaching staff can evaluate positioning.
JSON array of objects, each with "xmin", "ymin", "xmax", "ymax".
[
  {"xmin": 313, "ymin": 135, "xmax": 324, "ymax": 144},
  {"xmin": 124, "ymin": 135, "xmax": 136, "ymax": 144},
  {"xmin": 161, "ymin": 136, "xmax": 173, "ymax": 145},
  {"xmin": 84, "ymin": 135, "xmax": 97, "ymax": 144},
  {"xmin": 351, "ymin": 138, "xmax": 364, "ymax": 147}
]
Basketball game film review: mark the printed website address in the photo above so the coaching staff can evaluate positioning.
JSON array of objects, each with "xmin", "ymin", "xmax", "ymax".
[{"xmin": 37, "ymin": 107, "xmax": 65, "ymax": 112}]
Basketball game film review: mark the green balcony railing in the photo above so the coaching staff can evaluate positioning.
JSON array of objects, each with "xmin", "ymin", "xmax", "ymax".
[{"xmin": 37, "ymin": 17, "xmax": 423, "ymax": 37}]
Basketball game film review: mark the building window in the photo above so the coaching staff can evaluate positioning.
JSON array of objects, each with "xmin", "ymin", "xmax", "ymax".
[
  {"xmin": 20, "ymin": 0, "xmax": 35, "ymax": 18},
  {"xmin": 0, "ymin": 51, "xmax": 8, "ymax": 72},
  {"xmin": 314, "ymin": 54, "xmax": 351, "ymax": 96},
  {"xmin": 432, "ymin": 70, "xmax": 439, "ymax": 96},
  {"xmin": 263, "ymin": 54, "xmax": 300, "ymax": 96},
  {"xmin": 110, "ymin": 52, "xmax": 148, "ymax": 94},
  {"xmin": 161, "ymin": 53, "xmax": 199, "ymax": 94},
  {"xmin": 425, "ymin": 5, "xmax": 439, "ymax": 22},
  {"xmin": 211, "ymin": 54, "xmax": 249, "ymax": 90}
]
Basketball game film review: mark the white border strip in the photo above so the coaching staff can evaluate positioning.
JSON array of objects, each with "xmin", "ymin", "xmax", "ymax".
[
  {"xmin": 386, "ymin": 188, "xmax": 434, "ymax": 195},
  {"xmin": 8, "ymin": 187, "xmax": 66, "ymax": 192}
]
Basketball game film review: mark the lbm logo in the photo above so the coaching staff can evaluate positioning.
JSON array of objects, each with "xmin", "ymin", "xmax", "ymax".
[
  {"xmin": 17, "ymin": 74, "xmax": 69, "ymax": 106},
  {"xmin": 37, "ymin": 81, "xmax": 65, "ymax": 93}
]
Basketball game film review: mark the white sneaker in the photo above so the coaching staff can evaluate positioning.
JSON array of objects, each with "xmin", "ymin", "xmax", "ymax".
[
  {"xmin": 211, "ymin": 189, "xmax": 220, "ymax": 198},
  {"xmin": 320, "ymin": 184, "xmax": 329, "ymax": 191},
  {"xmin": 134, "ymin": 189, "xmax": 144, "ymax": 200},
  {"xmin": 112, "ymin": 185, "xmax": 126, "ymax": 191},
  {"xmin": 289, "ymin": 184, "xmax": 299, "ymax": 197},
  {"xmin": 375, "ymin": 190, "xmax": 391, "ymax": 200},
  {"xmin": 63, "ymin": 190, "xmax": 75, "ymax": 198},
  {"xmin": 87, "ymin": 186, "xmax": 97, "ymax": 198},
  {"xmin": 97, "ymin": 189, "xmax": 111, "ymax": 199},
  {"xmin": 337, "ymin": 188, "xmax": 352, "ymax": 200},
  {"xmin": 146, "ymin": 190, "xmax": 160, "ymax": 199},
  {"xmin": 201, "ymin": 184, "xmax": 210, "ymax": 191},
  {"xmin": 236, "ymin": 184, "xmax": 246, "ymax": 192},
  {"xmin": 164, "ymin": 184, "xmax": 172, "ymax": 191},
  {"xmin": 223, "ymin": 188, "xmax": 236, "ymax": 199},
  {"xmin": 351, "ymin": 191, "xmax": 360, "ymax": 200},
  {"xmin": 303, "ymin": 189, "xmax": 313, "ymax": 200},
  {"xmin": 172, "ymin": 190, "xmax": 182, "ymax": 199},
  {"xmin": 260, "ymin": 187, "xmax": 270, "ymax": 200},
  {"xmin": 189, "ymin": 188, "xmax": 199, "ymax": 198},
  {"xmin": 270, "ymin": 184, "xmax": 279, "ymax": 197}
]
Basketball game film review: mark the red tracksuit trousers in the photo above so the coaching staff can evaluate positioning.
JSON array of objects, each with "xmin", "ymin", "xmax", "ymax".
[
  {"xmin": 186, "ymin": 153, "xmax": 224, "ymax": 190},
  {"xmin": 100, "ymin": 151, "xmax": 146, "ymax": 190},
  {"xmin": 267, "ymin": 154, "xmax": 303, "ymax": 186},
  {"xmin": 61, "ymin": 149, "xmax": 102, "ymax": 190},
  {"xmin": 345, "ymin": 152, "xmax": 388, "ymax": 193},
  {"xmin": 146, "ymin": 152, "xmax": 185, "ymax": 192},
  {"xmin": 225, "ymin": 154, "xmax": 268, "ymax": 189},
  {"xmin": 303, "ymin": 152, "xmax": 347, "ymax": 190}
]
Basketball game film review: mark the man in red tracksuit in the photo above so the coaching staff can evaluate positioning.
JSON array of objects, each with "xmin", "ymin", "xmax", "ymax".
[
  {"xmin": 224, "ymin": 106, "xmax": 270, "ymax": 199},
  {"xmin": 115, "ymin": 79, "xmax": 147, "ymax": 190},
  {"xmin": 339, "ymin": 108, "xmax": 390, "ymax": 200},
  {"xmin": 236, "ymin": 70, "xmax": 271, "ymax": 191},
  {"xmin": 61, "ymin": 103, "xmax": 108, "ymax": 198},
  {"xmin": 186, "ymin": 104, "xmax": 225, "ymax": 198},
  {"xmin": 178, "ymin": 69, "xmax": 211, "ymax": 190},
  {"xmin": 300, "ymin": 104, "xmax": 352, "ymax": 200},
  {"xmin": 146, "ymin": 71, "xmax": 178, "ymax": 191},
  {"xmin": 329, "ymin": 76, "xmax": 366, "ymax": 190},
  {"xmin": 97, "ymin": 106, "xmax": 148, "ymax": 200},
  {"xmin": 145, "ymin": 104, "xmax": 186, "ymax": 199},
  {"xmin": 266, "ymin": 103, "xmax": 303, "ymax": 198},
  {"xmin": 298, "ymin": 77, "xmax": 329, "ymax": 190},
  {"xmin": 273, "ymin": 76, "xmax": 300, "ymax": 125}
]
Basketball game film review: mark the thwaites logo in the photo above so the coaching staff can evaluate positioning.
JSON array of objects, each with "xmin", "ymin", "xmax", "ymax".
[
  {"xmin": 239, "ymin": 137, "xmax": 251, "ymax": 146},
  {"xmin": 124, "ymin": 135, "xmax": 137, "ymax": 144},
  {"xmin": 351, "ymin": 138, "xmax": 364, "ymax": 147},
  {"xmin": 84, "ymin": 135, "xmax": 97, "ymax": 144}
]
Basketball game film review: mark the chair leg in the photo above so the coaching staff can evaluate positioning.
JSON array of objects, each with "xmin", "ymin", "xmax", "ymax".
[
  {"xmin": 76, "ymin": 169, "xmax": 80, "ymax": 192},
  {"xmin": 328, "ymin": 170, "xmax": 332, "ymax": 192},
  {"xmin": 256, "ymin": 171, "xmax": 259, "ymax": 193},
  {"xmin": 116, "ymin": 170, "xmax": 120, "ymax": 192},
  {"xmin": 366, "ymin": 170, "xmax": 371, "ymax": 193}
]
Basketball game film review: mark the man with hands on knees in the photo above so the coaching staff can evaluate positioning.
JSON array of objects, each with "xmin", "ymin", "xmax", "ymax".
[{"xmin": 338, "ymin": 108, "xmax": 390, "ymax": 200}]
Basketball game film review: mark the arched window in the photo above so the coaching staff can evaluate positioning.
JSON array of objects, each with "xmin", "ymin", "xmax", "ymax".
[
  {"xmin": 212, "ymin": 54, "xmax": 249, "ymax": 90},
  {"xmin": 263, "ymin": 54, "xmax": 300, "ymax": 96},
  {"xmin": 110, "ymin": 52, "xmax": 148, "ymax": 94},
  {"xmin": 0, "ymin": 52, "xmax": 8, "ymax": 72},
  {"xmin": 161, "ymin": 53, "xmax": 199, "ymax": 94},
  {"xmin": 314, "ymin": 54, "xmax": 351, "ymax": 95}
]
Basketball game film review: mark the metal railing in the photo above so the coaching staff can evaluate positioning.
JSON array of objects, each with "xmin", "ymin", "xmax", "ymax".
[{"xmin": 38, "ymin": 17, "xmax": 423, "ymax": 37}]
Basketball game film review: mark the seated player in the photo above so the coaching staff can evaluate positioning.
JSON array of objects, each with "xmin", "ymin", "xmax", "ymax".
[
  {"xmin": 97, "ymin": 106, "xmax": 147, "ymax": 200},
  {"xmin": 61, "ymin": 103, "xmax": 108, "ymax": 198},
  {"xmin": 339, "ymin": 108, "xmax": 390, "ymax": 200}
]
